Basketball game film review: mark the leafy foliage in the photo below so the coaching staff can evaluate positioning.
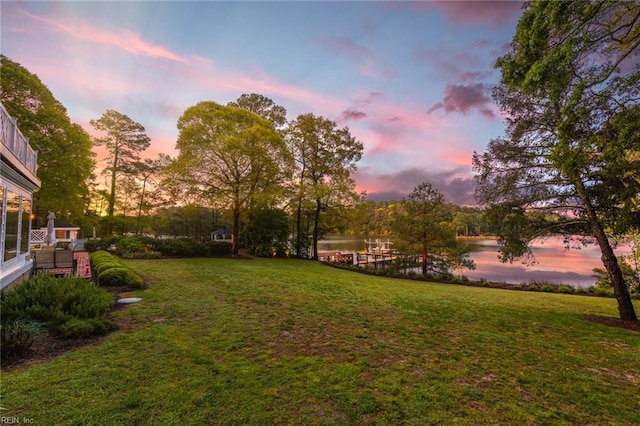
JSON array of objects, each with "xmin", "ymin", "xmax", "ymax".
[
  {"xmin": 169, "ymin": 101, "xmax": 291, "ymax": 255},
  {"xmin": 245, "ymin": 208, "xmax": 290, "ymax": 257},
  {"xmin": 393, "ymin": 182, "xmax": 474, "ymax": 276},
  {"xmin": 0, "ymin": 319, "xmax": 46, "ymax": 360},
  {"xmin": 0, "ymin": 275, "xmax": 115, "ymax": 339},
  {"xmin": 286, "ymin": 113, "xmax": 364, "ymax": 258},
  {"xmin": 228, "ymin": 93, "xmax": 288, "ymax": 129},
  {"xmin": 90, "ymin": 250, "xmax": 144, "ymax": 288},
  {"xmin": 90, "ymin": 110, "xmax": 151, "ymax": 233},
  {"xmin": 0, "ymin": 55, "xmax": 95, "ymax": 226},
  {"xmin": 97, "ymin": 267, "xmax": 143, "ymax": 288},
  {"xmin": 473, "ymin": 0, "xmax": 640, "ymax": 320}
]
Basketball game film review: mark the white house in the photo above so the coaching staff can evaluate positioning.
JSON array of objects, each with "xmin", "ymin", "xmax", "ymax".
[
  {"xmin": 31, "ymin": 222, "xmax": 81, "ymax": 248},
  {"xmin": 0, "ymin": 101, "xmax": 41, "ymax": 289}
]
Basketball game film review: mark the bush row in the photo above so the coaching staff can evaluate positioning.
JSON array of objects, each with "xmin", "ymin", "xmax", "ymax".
[
  {"xmin": 1, "ymin": 275, "xmax": 117, "ymax": 358},
  {"xmin": 85, "ymin": 236, "xmax": 231, "ymax": 258},
  {"xmin": 325, "ymin": 262, "xmax": 639, "ymax": 298},
  {"xmin": 90, "ymin": 251, "xmax": 144, "ymax": 288}
]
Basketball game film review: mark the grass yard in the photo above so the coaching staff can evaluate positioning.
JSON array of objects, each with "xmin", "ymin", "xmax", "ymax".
[{"xmin": 1, "ymin": 258, "xmax": 639, "ymax": 425}]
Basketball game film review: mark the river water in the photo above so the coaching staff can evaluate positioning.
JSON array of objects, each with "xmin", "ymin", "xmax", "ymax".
[{"xmin": 317, "ymin": 236, "xmax": 634, "ymax": 288}]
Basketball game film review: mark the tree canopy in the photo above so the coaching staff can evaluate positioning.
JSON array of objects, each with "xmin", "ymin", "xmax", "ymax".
[
  {"xmin": 473, "ymin": 0, "xmax": 639, "ymax": 320},
  {"xmin": 0, "ymin": 55, "xmax": 95, "ymax": 226},
  {"xmin": 228, "ymin": 93, "xmax": 288, "ymax": 129},
  {"xmin": 90, "ymin": 110, "xmax": 151, "ymax": 235},
  {"xmin": 170, "ymin": 101, "xmax": 291, "ymax": 255},
  {"xmin": 286, "ymin": 113, "xmax": 363, "ymax": 259},
  {"xmin": 394, "ymin": 182, "xmax": 472, "ymax": 276}
]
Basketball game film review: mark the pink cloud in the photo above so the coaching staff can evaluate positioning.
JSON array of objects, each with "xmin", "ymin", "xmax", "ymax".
[
  {"xmin": 22, "ymin": 10, "xmax": 197, "ymax": 63},
  {"xmin": 339, "ymin": 108, "xmax": 368, "ymax": 122},
  {"xmin": 428, "ymin": 83, "xmax": 495, "ymax": 118},
  {"xmin": 354, "ymin": 166, "xmax": 477, "ymax": 205},
  {"xmin": 429, "ymin": 1, "xmax": 523, "ymax": 28}
]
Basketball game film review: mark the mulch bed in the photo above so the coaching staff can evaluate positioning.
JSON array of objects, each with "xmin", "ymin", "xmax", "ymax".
[
  {"xmin": 1, "ymin": 285, "xmax": 137, "ymax": 371},
  {"xmin": 582, "ymin": 315, "xmax": 640, "ymax": 332}
]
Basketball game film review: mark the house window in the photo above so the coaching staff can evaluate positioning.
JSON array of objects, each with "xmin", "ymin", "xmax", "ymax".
[
  {"xmin": 3, "ymin": 190, "xmax": 19, "ymax": 262},
  {"xmin": 20, "ymin": 197, "xmax": 31, "ymax": 255},
  {"xmin": 0, "ymin": 187, "xmax": 4, "ymax": 259}
]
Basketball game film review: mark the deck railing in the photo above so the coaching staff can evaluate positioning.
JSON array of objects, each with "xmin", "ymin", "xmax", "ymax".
[
  {"xmin": 30, "ymin": 229, "xmax": 47, "ymax": 244},
  {"xmin": 0, "ymin": 101, "xmax": 38, "ymax": 175}
]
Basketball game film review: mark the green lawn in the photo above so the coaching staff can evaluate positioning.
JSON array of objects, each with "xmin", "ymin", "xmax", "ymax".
[{"xmin": 2, "ymin": 258, "xmax": 639, "ymax": 425}]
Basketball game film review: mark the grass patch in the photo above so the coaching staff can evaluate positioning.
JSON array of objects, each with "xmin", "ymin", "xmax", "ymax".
[{"xmin": 2, "ymin": 258, "xmax": 639, "ymax": 424}]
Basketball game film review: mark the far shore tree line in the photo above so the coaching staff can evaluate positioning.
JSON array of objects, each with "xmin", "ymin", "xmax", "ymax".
[{"xmin": 1, "ymin": 1, "xmax": 638, "ymax": 321}]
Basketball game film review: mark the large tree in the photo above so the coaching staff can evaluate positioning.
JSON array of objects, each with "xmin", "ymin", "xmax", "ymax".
[
  {"xmin": 130, "ymin": 154, "xmax": 171, "ymax": 235},
  {"xmin": 0, "ymin": 55, "xmax": 95, "ymax": 226},
  {"xmin": 394, "ymin": 182, "xmax": 472, "ymax": 276},
  {"xmin": 90, "ymin": 110, "xmax": 151, "ymax": 235},
  {"xmin": 287, "ymin": 113, "xmax": 363, "ymax": 259},
  {"xmin": 170, "ymin": 101, "xmax": 291, "ymax": 255},
  {"xmin": 473, "ymin": 0, "xmax": 639, "ymax": 320}
]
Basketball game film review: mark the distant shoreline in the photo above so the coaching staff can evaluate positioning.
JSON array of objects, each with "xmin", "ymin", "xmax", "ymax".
[{"xmin": 456, "ymin": 235, "xmax": 498, "ymax": 240}]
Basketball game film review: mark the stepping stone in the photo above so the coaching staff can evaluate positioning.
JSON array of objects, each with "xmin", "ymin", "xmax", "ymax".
[{"xmin": 117, "ymin": 297, "xmax": 142, "ymax": 304}]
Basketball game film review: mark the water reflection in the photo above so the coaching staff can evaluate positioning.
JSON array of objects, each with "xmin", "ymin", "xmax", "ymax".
[{"xmin": 318, "ymin": 236, "xmax": 632, "ymax": 288}]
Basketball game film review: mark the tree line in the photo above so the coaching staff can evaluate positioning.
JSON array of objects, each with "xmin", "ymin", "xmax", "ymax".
[{"xmin": 1, "ymin": 0, "xmax": 638, "ymax": 320}]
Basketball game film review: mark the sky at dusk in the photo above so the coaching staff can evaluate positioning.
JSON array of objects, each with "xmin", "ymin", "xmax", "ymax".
[{"xmin": 1, "ymin": 1, "xmax": 524, "ymax": 205}]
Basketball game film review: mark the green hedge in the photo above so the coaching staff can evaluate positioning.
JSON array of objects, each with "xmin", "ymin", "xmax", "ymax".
[
  {"xmin": 98, "ymin": 268, "xmax": 144, "ymax": 288},
  {"xmin": 86, "ymin": 236, "xmax": 232, "ymax": 258},
  {"xmin": 90, "ymin": 251, "xmax": 144, "ymax": 288}
]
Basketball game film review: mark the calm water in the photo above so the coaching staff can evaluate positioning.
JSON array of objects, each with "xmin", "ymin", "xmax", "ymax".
[{"xmin": 318, "ymin": 236, "xmax": 633, "ymax": 288}]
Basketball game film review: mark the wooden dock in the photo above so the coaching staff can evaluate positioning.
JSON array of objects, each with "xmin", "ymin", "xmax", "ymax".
[
  {"xmin": 317, "ymin": 251, "xmax": 354, "ymax": 264},
  {"xmin": 317, "ymin": 249, "xmax": 400, "ymax": 267}
]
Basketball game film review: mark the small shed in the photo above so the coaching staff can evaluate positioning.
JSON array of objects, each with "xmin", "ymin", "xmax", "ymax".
[
  {"xmin": 211, "ymin": 226, "xmax": 233, "ymax": 242},
  {"xmin": 52, "ymin": 222, "xmax": 81, "ymax": 242}
]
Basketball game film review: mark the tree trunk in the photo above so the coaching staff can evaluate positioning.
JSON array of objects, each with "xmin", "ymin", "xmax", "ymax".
[
  {"xmin": 312, "ymin": 199, "xmax": 321, "ymax": 260},
  {"xmin": 295, "ymin": 199, "xmax": 303, "ymax": 258},
  {"xmin": 422, "ymin": 244, "xmax": 428, "ymax": 275},
  {"xmin": 136, "ymin": 177, "xmax": 148, "ymax": 235},
  {"xmin": 106, "ymin": 151, "xmax": 118, "ymax": 236},
  {"xmin": 576, "ymin": 180, "xmax": 637, "ymax": 321},
  {"xmin": 232, "ymin": 206, "xmax": 240, "ymax": 256}
]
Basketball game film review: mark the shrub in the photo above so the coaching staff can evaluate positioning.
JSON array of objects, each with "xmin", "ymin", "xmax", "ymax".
[
  {"xmin": 405, "ymin": 271, "xmax": 418, "ymax": 279},
  {"xmin": 558, "ymin": 285, "xmax": 575, "ymax": 294},
  {"xmin": 0, "ymin": 319, "xmax": 46, "ymax": 360},
  {"xmin": 98, "ymin": 268, "xmax": 143, "ymax": 288},
  {"xmin": 528, "ymin": 284, "xmax": 539, "ymax": 291},
  {"xmin": 540, "ymin": 284, "xmax": 554, "ymax": 292},
  {"xmin": 116, "ymin": 237, "xmax": 145, "ymax": 257},
  {"xmin": 58, "ymin": 317, "xmax": 116, "ymax": 338},
  {"xmin": 130, "ymin": 251, "xmax": 162, "ymax": 259},
  {"xmin": 0, "ymin": 275, "xmax": 115, "ymax": 338},
  {"xmin": 94, "ymin": 260, "xmax": 123, "ymax": 276},
  {"xmin": 84, "ymin": 236, "xmax": 121, "ymax": 252},
  {"xmin": 153, "ymin": 238, "xmax": 192, "ymax": 257},
  {"xmin": 90, "ymin": 250, "xmax": 144, "ymax": 288},
  {"xmin": 207, "ymin": 241, "xmax": 232, "ymax": 256},
  {"xmin": 594, "ymin": 287, "xmax": 612, "ymax": 296}
]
